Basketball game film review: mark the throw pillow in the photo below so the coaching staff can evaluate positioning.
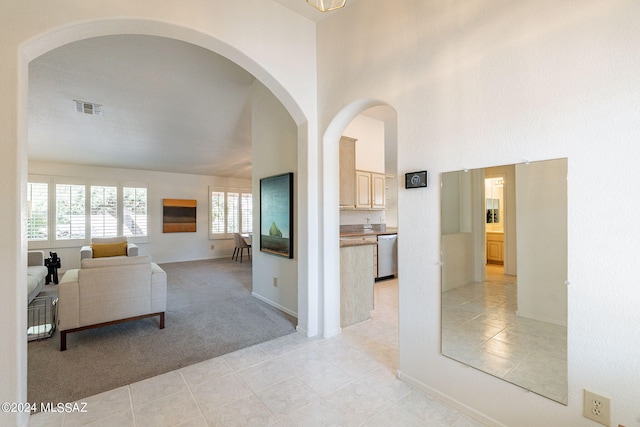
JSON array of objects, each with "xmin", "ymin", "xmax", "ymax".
[{"xmin": 92, "ymin": 242, "xmax": 128, "ymax": 258}]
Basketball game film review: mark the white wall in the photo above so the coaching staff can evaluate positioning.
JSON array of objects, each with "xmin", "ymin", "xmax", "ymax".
[
  {"xmin": 28, "ymin": 161, "xmax": 251, "ymax": 268},
  {"xmin": 339, "ymin": 209, "xmax": 384, "ymax": 226},
  {"xmin": 251, "ymin": 81, "xmax": 299, "ymax": 317},
  {"xmin": 344, "ymin": 114, "xmax": 385, "ymax": 173},
  {"xmin": 317, "ymin": 1, "xmax": 640, "ymax": 426}
]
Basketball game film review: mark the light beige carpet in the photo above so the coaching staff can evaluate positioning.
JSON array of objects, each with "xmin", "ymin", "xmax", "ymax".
[{"xmin": 27, "ymin": 258, "xmax": 297, "ymax": 407}]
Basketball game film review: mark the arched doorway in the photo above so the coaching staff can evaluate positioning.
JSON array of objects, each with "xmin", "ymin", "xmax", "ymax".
[
  {"xmin": 321, "ymin": 101, "xmax": 398, "ymax": 340},
  {"xmin": 10, "ymin": 17, "xmax": 316, "ymax": 425}
]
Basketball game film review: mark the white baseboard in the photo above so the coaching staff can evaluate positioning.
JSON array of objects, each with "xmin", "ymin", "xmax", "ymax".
[
  {"xmin": 397, "ymin": 370, "xmax": 506, "ymax": 427},
  {"xmin": 323, "ymin": 327, "xmax": 341, "ymax": 338},
  {"xmin": 251, "ymin": 292, "xmax": 297, "ymax": 318}
]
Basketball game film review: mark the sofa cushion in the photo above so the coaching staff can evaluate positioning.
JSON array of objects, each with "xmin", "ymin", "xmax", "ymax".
[
  {"xmin": 27, "ymin": 265, "xmax": 48, "ymax": 278},
  {"xmin": 91, "ymin": 236, "xmax": 128, "ymax": 245},
  {"xmin": 91, "ymin": 242, "xmax": 128, "ymax": 258},
  {"xmin": 81, "ymin": 255, "xmax": 151, "ymax": 269},
  {"xmin": 27, "ymin": 263, "xmax": 48, "ymax": 304},
  {"xmin": 27, "ymin": 275, "xmax": 39, "ymax": 296}
]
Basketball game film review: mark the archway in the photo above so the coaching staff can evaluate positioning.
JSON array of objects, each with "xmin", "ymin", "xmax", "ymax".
[
  {"xmin": 13, "ymin": 18, "xmax": 315, "ymax": 424},
  {"xmin": 321, "ymin": 100, "xmax": 398, "ymax": 337}
]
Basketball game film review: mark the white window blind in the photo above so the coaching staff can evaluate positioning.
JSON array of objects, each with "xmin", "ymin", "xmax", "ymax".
[
  {"xmin": 56, "ymin": 183, "xmax": 85, "ymax": 240},
  {"xmin": 91, "ymin": 186, "xmax": 118, "ymax": 237},
  {"xmin": 123, "ymin": 187, "xmax": 148, "ymax": 237},
  {"xmin": 227, "ymin": 192, "xmax": 239, "ymax": 233},
  {"xmin": 211, "ymin": 191, "xmax": 225, "ymax": 234},
  {"xmin": 210, "ymin": 188, "xmax": 252, "ymax": 237},
  {"xmin": 27, "ymin": 182, "xmax": 48, "ymax": 241},
  {"xmin": 241, "ymin": 193, "xmax": 253, "ymax": 233}
]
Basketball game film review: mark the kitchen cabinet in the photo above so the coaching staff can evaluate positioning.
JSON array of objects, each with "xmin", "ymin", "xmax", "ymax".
[
  {"xmin": 486, "ymin": 232, "xmax": 504, "ymax": 264},
  {"xmin": 340, "ymin": 135, "xmax": 386, "ymax": 210},
  {"xmin": 341, "ymin": 235, "xmax": 378, "ymax": 278},
  {"xmin": 355, "ymin": 170, "xmax": 385, "ymax": 210},
  {"xmin": 339, "ymin": 241, "xmax": 374, "ymax": 327},
  {"xmin": 355, "ymin": 171, "xmax": 371, "ymax": 208},
  {"xmin": 339, "ymin": 136, "xmax": 357, "ymax": 208},
  {"xmin": 372, "ymin": 173, "xmax": 385, "ymax": 209}
]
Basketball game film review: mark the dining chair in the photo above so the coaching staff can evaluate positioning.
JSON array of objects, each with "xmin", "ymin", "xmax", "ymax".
[{"xmin": 233, "ymin": 233, "xmax": 251, "ymax": 263}]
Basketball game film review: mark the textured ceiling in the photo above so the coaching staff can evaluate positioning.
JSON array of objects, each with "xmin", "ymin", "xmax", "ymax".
[{"xmin": 29, "ymin": 35, "xmax": 257, "ymax": 178}]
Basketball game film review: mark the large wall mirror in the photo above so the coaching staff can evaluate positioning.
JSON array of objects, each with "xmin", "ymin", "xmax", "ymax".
[{"xmin": 440, "ymin": 158, "xmax": 568, "ymax": 404}]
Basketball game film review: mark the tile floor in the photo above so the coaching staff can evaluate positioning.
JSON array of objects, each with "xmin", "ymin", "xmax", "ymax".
[
  {"xmin": 29, "ymin": 279, "xmax": 487, "ymax": 427},
  {"xmin": 441, "ymin": 265, "xmax": 567, "ymax": 404}
]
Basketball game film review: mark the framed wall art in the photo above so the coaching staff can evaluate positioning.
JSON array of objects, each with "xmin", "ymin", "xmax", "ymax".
[
  {"xmin": 163, "ymin": 199, "xmax": 197, "ymax": 233},
  {"xmin": 259, "ymin": 172, "xmax": 293, "ymax": 258}
]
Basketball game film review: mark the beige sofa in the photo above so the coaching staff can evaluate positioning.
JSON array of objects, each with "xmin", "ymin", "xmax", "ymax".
[
  {"xmin": 58, "ymin": 255, "xmax": 166, "ymax": 351},
  {"xmin": 27, "ymin": 251, "xmax": 48, "ymax": 304}
]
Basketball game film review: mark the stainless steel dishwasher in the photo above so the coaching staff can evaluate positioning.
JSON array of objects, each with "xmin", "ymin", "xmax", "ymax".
[{"xmin": 377, "ymin": 234, "xmax": 397, "ymax": 279}]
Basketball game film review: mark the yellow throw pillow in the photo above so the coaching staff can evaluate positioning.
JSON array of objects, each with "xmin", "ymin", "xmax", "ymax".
[{"xmin": 92, "ymin": 242, "xmax": 128, "ymax": 258}]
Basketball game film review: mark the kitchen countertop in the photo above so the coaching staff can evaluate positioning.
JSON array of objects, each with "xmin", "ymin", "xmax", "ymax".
[
  {"xmin": 339, "ymin": 239, "xmax": 378, "ymax": 248},
  {"xmin": 340, "ymin": 227, "xmax": 398, "ymax": 238}
]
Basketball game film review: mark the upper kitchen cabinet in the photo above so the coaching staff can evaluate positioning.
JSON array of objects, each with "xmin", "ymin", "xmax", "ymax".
[
  {"xmin": 355, "ymin": 170, "xmax": 371, "ymax": 208},
  {"xmin": 355, "ymin": 170, "xmax": 386, "ymax": 209},
  {"xmin": 340, "ymin": 136, "xmax": 357, "ymax": 208},
  {"xmin": 340, "ymin": 115, "xmax": 387, "ymax": 210},
  {"xmin": 341, "ymin": 136, "xmax": 386, "ymax": 210},
  {"xmin": 372, "ymin": 173, "xmax": 385, "ymax": 209}
]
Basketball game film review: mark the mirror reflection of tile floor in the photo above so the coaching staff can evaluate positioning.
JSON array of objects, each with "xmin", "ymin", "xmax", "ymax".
[
  {"xmin": 29, "ymin": 278, "xmax": 488, "ymax": 427},
  {"xmin": 441, "ymin": 265, "xmax": 567, "ymax": 404}
]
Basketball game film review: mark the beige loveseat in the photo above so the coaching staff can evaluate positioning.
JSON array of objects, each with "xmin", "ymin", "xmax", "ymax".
[{"xmin": 58, "ymin": 255, "xmax": 166, "ymax": 351}]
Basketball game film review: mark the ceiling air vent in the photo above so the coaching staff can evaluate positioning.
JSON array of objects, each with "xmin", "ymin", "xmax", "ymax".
[{"xmin": 74, "ymin": 100, "xmax": 102, "ymax": 116}]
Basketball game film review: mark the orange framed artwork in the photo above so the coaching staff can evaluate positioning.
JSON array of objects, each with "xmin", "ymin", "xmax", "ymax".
[{"xmin": 162, "ymin": 199, "xmax": 197, "ymax": 233}]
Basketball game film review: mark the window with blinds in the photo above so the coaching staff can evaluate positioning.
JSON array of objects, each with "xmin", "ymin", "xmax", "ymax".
[
  {"xmin": 90, "ymin": 186, "xmax": 118, "ymax": 237},
  {"xmin": 28, "ymin": 178, "xmax": 148, "ymax": 244},
  {"xmin": 241, "ymin": 193, "xmax": 253, "ymax": 233},
  {"xmin": 27, "ymin": 182, "xmax": 48, "ymax": 241},
  {"xmin": 56, "ymin": 183, "xmax": 86, "ymax": 240},
  {"xmin": 123, "ymin": 187, "xmax": 148, "ymax": 237},
  {"xmin": 210, "ymin": 188, "xmax": 252, "ymax": 238},
  {"xmin": 227, "ymin": 192, "xmax": 240, "ymax": 233},
  {"xmin": 211, "ymin": 191, "xmax": 226, "ymax": 234}
]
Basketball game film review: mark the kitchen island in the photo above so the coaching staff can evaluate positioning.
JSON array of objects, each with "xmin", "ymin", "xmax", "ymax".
[
  {"xmin": 340, "ymin": 238, "xmax": 376, "ymax": 327},
  {"xmin": 340, "ymin": 225, "xmax": 398, "ymax": 280}
]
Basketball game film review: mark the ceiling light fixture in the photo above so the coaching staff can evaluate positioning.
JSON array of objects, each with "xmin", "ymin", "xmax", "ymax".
[{"xmin": 306, "ymin": 0, "xmax": 347, "ymax": 12}]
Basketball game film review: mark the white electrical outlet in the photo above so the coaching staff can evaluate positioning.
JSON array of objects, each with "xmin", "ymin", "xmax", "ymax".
[
  {"xmin": 583, "ymin": 390, "xmax": 611, "ymax": 426},
  {"xmin": 273, "ymin": 277, "xmax": 278, "ymax": 287}
]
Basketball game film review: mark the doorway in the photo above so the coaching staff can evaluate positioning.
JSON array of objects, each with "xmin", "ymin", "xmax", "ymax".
[
  {"xmin": 337, "ymin": 104, "xmax": 399, "ymax": 367},
  {"xmin": 485, "ymin": 176, "xmax": 505, "ymax": 266}
]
